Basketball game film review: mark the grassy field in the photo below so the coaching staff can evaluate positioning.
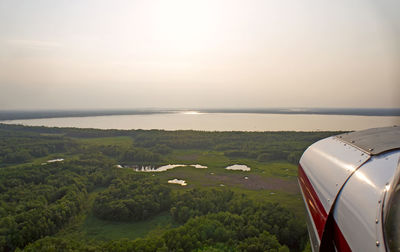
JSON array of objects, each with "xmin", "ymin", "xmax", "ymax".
[{"xmin": 80, "ymin": 212, "xmax": 175, "ymax": 241}]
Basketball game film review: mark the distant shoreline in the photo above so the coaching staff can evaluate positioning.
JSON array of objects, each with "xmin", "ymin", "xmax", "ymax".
[{"xmin": 0, "ymin": 108, "xmax": 399, "ymax": 121}]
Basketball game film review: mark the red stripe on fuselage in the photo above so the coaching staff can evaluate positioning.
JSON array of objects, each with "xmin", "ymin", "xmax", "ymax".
[
  {"xmin": 298, "ymin": 164, "xmax": 328, "ymax": 239},
  {"xmin": 333, "ymin": 219, "xmax": 352, "ymax": 252}
]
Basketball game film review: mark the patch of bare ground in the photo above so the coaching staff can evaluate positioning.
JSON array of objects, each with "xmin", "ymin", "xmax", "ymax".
[{"xmin": 204, "ymin": 173, "xmax": 299, "ymax": 194}]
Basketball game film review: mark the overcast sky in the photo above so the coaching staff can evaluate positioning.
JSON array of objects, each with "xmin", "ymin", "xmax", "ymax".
[{"xmin": 0, "ymin": 0, "xmax": 399, "ymax": 110}]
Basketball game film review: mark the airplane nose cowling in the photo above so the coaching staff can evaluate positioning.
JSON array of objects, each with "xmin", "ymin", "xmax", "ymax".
[{"xmin": 298, "ymin": 126, "xmax": 400, "ymax": 252}]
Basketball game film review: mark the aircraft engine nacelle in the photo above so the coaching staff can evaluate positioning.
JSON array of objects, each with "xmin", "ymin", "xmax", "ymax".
[{"xmin": 298, "ymin": 126, "xmax": 400, "ymax": 252}]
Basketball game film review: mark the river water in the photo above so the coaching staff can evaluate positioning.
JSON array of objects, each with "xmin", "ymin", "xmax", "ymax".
[{"xmin": 1, "ymin": 112, "xmax": 399, "ymax": 131}]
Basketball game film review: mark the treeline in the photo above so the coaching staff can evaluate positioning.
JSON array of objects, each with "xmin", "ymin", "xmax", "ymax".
[
  {"xmin": 0, "ymin": 164, "xmax": 87, "ymax": 251},
  {"xmin": 0, "ymin": 151, "xmax": 115, "ymax": 251},
  {"xmin": 0, "ymin": 128, "xmax": 77, "ymax": 165},
  {"xmin": 0, "ymin": 110, "xmax": 170, "ymax": 121},
  {"xmin": 100, "ymin": 145, "xmax": 164, "ymax": 164},
  {"xmin": 169, "ymin": 189, "xmax": 306, "ymax": 250},
  {"xmin": 93, "ymin": 175, "xmax": 171, "ymax": 221},
  {"xmin": 0, "ymin": 124, "xmax": 339, "ymax": 165},
  {"xmin": 130, "ymin": 130, "xmax": 335, "ymax": 164},
  {"xmin": 91, "ymin": 185, "xmax": 307, "ymax": 251},
  {"xmin": 171, "ymin": 189, "xmax": 235, "ymax": 223},
  {"xmin": 24, "ymin": 188, "xmax": 307, "ymax": 252}
]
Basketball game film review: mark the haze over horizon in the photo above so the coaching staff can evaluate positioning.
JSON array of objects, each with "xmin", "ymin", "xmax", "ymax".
[{"xmin": 1, "ymin": 0, "xmax": 399, "ymax": 110}]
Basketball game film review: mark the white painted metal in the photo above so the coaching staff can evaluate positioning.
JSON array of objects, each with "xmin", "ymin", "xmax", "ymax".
[
  {"xmin": 300, "ymin": 136, "xmax": 370, "ymax": 215},
  {"xmin": 383, "ymin": 161, "xmax": 400, "ymax": 250},
  {"xmin": 333, "ymin": 150, "xmax": 400, "ymax": 252}
]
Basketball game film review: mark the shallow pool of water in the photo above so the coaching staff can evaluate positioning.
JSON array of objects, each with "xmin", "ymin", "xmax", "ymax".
[
  {"xmin": 118, "ymin": 164, "xmax": 208, "ymax": 172},
  {"xmin": 225, "ymin": 164, "xmax": 251, "ymax": 171},
  {"xmin": 168, "ymin": 179, "xmax": 187, "ymax": 186}
]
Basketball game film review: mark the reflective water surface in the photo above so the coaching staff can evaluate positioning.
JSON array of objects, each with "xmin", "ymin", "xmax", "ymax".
[
  {"xmin": 2, "ymin": 113, "xmax": 399, "ymax": 131},
  {"xmin": 225, "ymin": 165, "xmax": 251, "ymax": 171}
]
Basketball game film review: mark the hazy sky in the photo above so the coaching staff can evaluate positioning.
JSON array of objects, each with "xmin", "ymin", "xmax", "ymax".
[{"xmin": 0, "ymin": 0, "xmax": 399, "ymax": 110}]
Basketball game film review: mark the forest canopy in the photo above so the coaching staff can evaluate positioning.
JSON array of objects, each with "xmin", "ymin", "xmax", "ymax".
[{"xmin": 0, "ymin": 124, "xmax": 338, "ymax": 251}]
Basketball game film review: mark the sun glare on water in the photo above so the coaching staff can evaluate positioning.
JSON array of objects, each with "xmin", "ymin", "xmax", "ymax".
[{"xmin": 182, "ymin": 111, "xmax": 203, "ymax": 115}]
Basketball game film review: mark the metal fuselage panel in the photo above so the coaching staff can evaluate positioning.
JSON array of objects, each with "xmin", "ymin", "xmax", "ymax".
[
  {"xmin": 333, "ymin": 150, "xmax": 400, "ymax": 252},
  {"xmin": 299, "ymin": 137, "xmax": 370, "ymax": 239},
  {"xmin": 299, "ymin": 127, "xmax": 400, "ymax": 251},
  {"xmin": 336, "ymin": 127, "xmax": 400, "ymax": 155},
  {"xmin": 298, "ymin": 165, "xmax": 325, "ymax": 250}
]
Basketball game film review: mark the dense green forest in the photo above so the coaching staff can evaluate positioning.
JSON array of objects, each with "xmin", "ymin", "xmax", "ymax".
[{"xmin": 0, "ymin": 123, "xmax": 339, "ymax": 251}]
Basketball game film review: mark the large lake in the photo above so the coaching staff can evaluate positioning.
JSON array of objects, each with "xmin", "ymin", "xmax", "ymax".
[{"xmin": 2, "ymin": 112, "xmax": 399, "ymax": 131}]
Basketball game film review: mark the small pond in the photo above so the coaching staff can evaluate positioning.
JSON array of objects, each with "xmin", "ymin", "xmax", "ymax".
[
  {"xmin": 225, "ymin": 164, "xmax": 251, "ymax": 171},
  {"xmin": 42, "ymin": 158, "xmax": 64, "ymax": 165},
  {"xmin": 47, "ymin": 158, "xmax": 64, "ymax": 163},
  {"xmin": 116, "ymin": 164, "xmax": 208, "ymax": 172},
  {"xmin": 168, "ymin": 179, "xmax": 187, "ymax": 186}
]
